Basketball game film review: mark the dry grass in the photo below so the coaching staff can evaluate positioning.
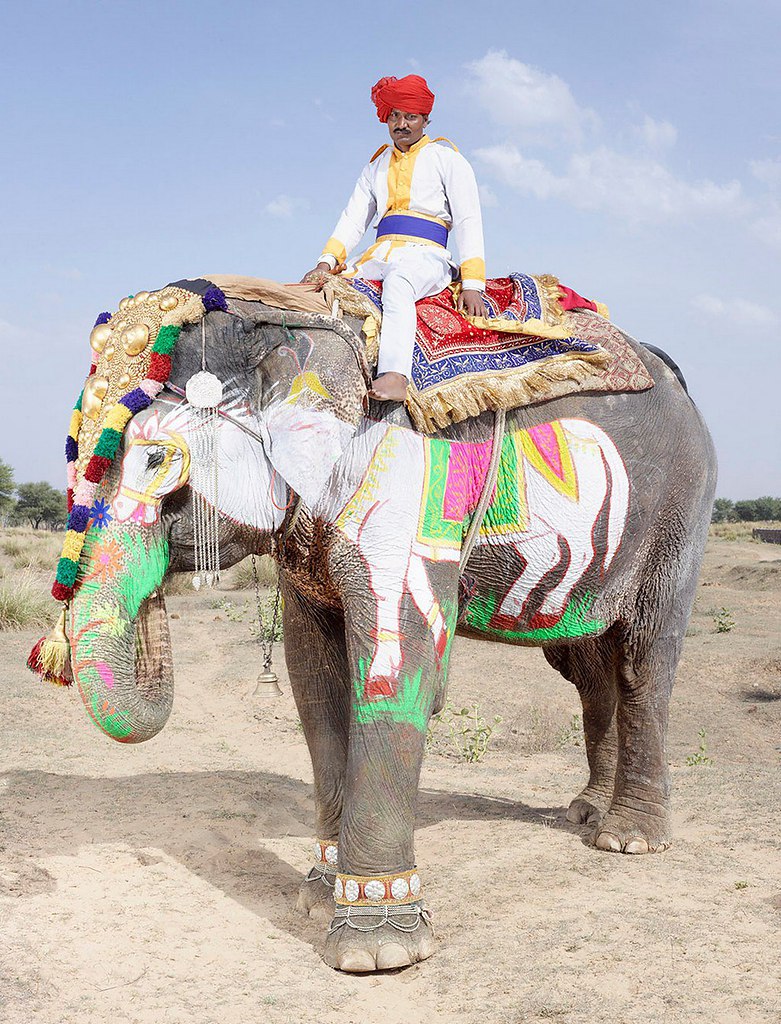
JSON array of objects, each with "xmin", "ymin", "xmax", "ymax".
[
  {"xmin": 0, "ymin": 568, "xmax": 51, "ymax": 631},
  {"xmin": 709, "ymin": 520, "xmax": 781, "ymax": 542},
  {"xmin": 228, "ymin": 555, "xmax": 278, "ymax": 590}
]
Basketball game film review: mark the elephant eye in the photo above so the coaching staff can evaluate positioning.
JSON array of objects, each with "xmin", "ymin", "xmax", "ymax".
[{"xmin": 146, "ymin": 447, "xmax": 167, "ymax": 470}]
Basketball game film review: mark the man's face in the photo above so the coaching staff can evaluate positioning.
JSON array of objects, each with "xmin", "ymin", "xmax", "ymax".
[{"xmin": 387, "ymin": 109, "xmax": 428, "ymax": 151}]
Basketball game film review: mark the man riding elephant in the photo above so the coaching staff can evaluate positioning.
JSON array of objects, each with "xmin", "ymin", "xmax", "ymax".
[{"xmin": 302, "ymin": 73, "xmax": 488, "ymax": 401}]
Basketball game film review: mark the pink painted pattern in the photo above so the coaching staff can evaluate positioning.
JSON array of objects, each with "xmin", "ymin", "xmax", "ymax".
[
  {"xmin": 442, "ymin": 440, "xmax": 493, "ymax": 521},
  {"xmin": 527, "ymin": 423, "xmax": 564, "ymax": 480}
]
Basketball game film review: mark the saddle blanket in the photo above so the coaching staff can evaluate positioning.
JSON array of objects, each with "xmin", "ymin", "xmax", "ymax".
[
  {"xmin": 347, "ymin": 273, "xmax": 653, "ymax": 432},
  {"xmin": 205, "ymin": 272, "xmax": 655, "ymax": 433}
]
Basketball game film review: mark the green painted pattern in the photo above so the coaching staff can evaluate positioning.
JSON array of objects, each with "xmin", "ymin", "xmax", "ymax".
[
  {"xmin": 353, "ymin": 659, "xmax": 433, "ymax": 733},
  {"xmin": 465, "ymin": 591, "xmax": 606, "ymax": 642},
  {"xmin": 418, "ymin": 438, "xmax": 463, "ymax": 547},
  {"xmin": 481, "ymin": 433, "xmax": 525, "ymax": 535},
  {"xmin": 89, "ymin": 692, "xmax": 133, "ymax": 740}
]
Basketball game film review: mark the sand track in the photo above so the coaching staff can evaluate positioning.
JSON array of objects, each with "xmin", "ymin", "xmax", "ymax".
[{"xmin": 2, "ymin": 535, "xmax": 780, "ymax": 1023}]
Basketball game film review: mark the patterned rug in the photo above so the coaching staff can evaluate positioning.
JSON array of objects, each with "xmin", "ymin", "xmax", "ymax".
[{"xmin": 347, "ymin": 273, "xmax": 653, "ymax": 432}]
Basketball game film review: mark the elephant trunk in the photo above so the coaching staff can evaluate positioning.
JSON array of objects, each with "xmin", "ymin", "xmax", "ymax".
[{"xmin": 68, "ymin": 530, "xmax": 174, "ymax": 743}]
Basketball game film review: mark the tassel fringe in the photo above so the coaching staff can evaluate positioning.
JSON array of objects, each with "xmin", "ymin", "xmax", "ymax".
[
  {"xmin": 405, "ymin": 350, "xmax": 610, "ymax": 433},
  {"xmin": 27, "ymin": 606, "xmax": 73, "ymax": 687}
]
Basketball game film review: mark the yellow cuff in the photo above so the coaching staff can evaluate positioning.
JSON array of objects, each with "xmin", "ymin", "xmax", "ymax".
[
  {"xmin": 460, "ymin": 257, "xmax": 486, "ymax": 285},
  {"xmin": 322, "ymin": 236, "xmax": 347, "ymax": 264}
]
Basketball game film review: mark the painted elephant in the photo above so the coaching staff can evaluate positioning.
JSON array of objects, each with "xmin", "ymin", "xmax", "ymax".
[{"xmin": 62, "ymin": 284, "xmax": 716, "ymax": 973}]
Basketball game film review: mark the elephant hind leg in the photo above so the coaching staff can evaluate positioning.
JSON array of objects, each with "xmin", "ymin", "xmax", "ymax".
[{"xmin": 544, "ymin": 631, "xmax": 619, "ymax": 824}]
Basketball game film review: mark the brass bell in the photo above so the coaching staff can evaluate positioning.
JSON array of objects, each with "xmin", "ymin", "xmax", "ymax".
[
  {"xmin": 134, "ymin": 290, "xmax": 150, "ymax": 304},
  {"xmin": 118, "ymin": 296, "xmax": 131, "ymax": 310},
  {"xmin": 118, "ymin": 372, "xmax": 131, "ymax": 389},
  {"xmin": 159, "ymin": 293, "xmax": 178, "ymax": 311},
  {"xmin": 104, "ymin": 343, "xmax": 116, "ymax": 361},
  {"xmin": 121, "ymin": 322, "xmax": 150, "ymax": 356},
  {"xmin": 253, "ymin": 669, "xmax": 282, "ymax": 698},
  {"xmin": 90, "ymin": 323, "xmax": 112, "ymax": 353}
]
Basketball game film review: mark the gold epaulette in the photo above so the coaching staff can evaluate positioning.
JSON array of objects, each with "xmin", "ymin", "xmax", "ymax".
[
  {"xmin": 369, "ymin": 143, "xmax": 389, "ymax": 162},
  {"xmin": 432, "ymin": 136, "xmax": 459, "ymax": 152}
]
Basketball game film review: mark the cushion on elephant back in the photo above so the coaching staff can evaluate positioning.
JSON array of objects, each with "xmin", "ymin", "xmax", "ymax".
[{"xmin": 345, "ymin": 273, "xmax": 654, "ymax": 432}]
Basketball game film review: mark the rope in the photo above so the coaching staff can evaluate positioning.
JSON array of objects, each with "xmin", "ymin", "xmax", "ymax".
[
  {"xmin": 327, "ymin": 903, "xmax": 431, "ymax": 935},
  {"xmin": 459, "ymin": 408, "xmax": 506, "ymax": 572}
]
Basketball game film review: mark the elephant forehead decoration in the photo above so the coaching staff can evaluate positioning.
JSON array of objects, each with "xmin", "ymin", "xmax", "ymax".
[{"xmin": 114, "ymin": 412, "xmax": 191, "ymax": 525}]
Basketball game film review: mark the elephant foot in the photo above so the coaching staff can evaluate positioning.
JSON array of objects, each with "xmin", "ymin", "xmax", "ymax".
[
  {"xmin": 566, "ymin": 785, "xmax": 612, "ymax": 825},
  {"xmin": 592, "ymin": 799, "xmax": 672, "ymax": 854},
  {"xmin": 295, "ymin": 869, "xmax": 336, "ymax": 925},
  {"xmin": 323, "ymin": 905, "xmax": 435, "ymax": 973}
]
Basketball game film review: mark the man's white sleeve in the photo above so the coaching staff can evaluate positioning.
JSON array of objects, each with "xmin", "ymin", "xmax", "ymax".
[
  {"xmin": 318, "ymin": 166, "xmax": 377, "ymax": 269},
  {"xmin": 445, "ymin": 152, "xmax": 486, "ymax": 291}
]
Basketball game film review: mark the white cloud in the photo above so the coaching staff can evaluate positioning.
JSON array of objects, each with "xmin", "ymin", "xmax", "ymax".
[
  {"xmin": 751, "ymin": 201, "xmax": 781, "ymax": 248},
  {"xmin": 465, "ymin": 51, "xmax": 597, "ymax": 143},
  {"xmin": 475, "ymin": 143, "xmax": 743, "ymax": 222},
  {"xmin": 750, "ymin": 157, "xmax": 781, "ymax": 190},
  {"xmin": 263, "ymin": 194, "xmax": 309, "ymax": 219},
  {"xmin": 691, "ymin": 293, "xmax": 776, "ymax": 327},
  {"xmin": 635, "ymin": 115, "xmax": 678, "ymax": 152},
  {"xmin": 478, "ymin": 183, "xmax": 499, "ymax": 207}
]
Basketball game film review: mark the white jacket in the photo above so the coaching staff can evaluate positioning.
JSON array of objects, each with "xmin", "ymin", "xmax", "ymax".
[{"xmin": 318, "ymin": 134, "xmax": 486, "ymax": 291}]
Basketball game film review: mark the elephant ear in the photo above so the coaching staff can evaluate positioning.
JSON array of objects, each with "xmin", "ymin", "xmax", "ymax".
[{"xmin": 261, "ymin": 335, "xmax": 366, "ymax": 507}]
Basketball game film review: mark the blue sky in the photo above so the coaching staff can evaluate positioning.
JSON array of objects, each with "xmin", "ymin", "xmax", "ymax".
[{"xmin": 1, "ymin": 0, "xmax": 779, "ymax": 498}]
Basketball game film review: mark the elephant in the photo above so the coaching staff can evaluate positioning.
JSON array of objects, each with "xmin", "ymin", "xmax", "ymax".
[{"xmin": 59, "ymin": 280, "xmax": 717, "ymax": 973}]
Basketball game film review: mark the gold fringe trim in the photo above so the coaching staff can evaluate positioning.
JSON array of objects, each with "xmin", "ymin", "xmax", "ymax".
[{"xmin": 405, "ymin": 350, "xmax": 610, "ymax": 433}]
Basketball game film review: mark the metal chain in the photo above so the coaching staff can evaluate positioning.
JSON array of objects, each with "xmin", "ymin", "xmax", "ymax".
[
  {"xmin": 251, "ymin": 554, "xmax": 282, "ymax": 673},
  {"xmin": 327, "ymin": 903, "xmax": 431, "ymax": 935}
]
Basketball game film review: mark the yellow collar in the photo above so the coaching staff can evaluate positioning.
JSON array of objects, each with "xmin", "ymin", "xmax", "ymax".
[{"xmin": 392, "ymin": 133, "xmax": 430, "ymax": 156}]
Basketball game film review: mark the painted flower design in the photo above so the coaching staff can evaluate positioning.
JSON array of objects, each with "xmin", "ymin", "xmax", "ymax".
[
  {"xmin": 92, "ymin": 601, "xmax": 126, "ymax": 638},
  {"xmin": 89, "ymin": 498, "xmax": 113, "ymax": 530},
  {"xmin": 83, "ymin": 537, "xmax": 124, "ymax": 584}
]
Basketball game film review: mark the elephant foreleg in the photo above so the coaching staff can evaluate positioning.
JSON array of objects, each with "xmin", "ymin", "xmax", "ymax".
[
  {"xmin": 282, "ymin": 580, "xmax": 350, "ymax": 922},
  {"xmin": 323, "ymin": 602, "xmax": 438, "ymax": 971}
]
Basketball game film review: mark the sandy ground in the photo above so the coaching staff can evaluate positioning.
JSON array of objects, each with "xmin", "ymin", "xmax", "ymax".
[{"xmin": 2, "ymin": 535, "xmax": 780, "ymax": 1024}]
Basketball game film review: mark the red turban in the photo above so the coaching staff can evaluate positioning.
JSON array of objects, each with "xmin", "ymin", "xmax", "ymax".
[{"xmin": 371, "ymin": 75, "xmax": 435, "ymax": 122}]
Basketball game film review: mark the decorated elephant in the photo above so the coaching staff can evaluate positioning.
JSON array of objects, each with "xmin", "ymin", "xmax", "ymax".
[{"xmin": 33, "ymin": 278, "xmax": 716, "ymax": 973}]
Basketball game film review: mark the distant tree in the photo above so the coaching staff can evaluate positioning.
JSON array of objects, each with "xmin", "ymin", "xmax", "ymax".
[
  {"xmin": 12, "ymin": 482, "xmax": 67, "ymax": 530},
  {"xmin": 751, "ymin": 496, "xmax": 781, "ymax": 521},
  {"xmin": 0, "ymin": 458, "xmax": 15, "ymax": 522},
  {"xmin": 731, "ymin": 497, "xmax": 781, "ymax": 522},
  {"xmin": 711, "ymin": 498, "xmax": 737, "ymax": 523}
]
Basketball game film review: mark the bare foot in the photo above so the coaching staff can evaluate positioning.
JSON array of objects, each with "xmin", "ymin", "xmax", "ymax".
[{"xmin": 368, "ymin": 373, "xmax": 408, "ymax": 402}]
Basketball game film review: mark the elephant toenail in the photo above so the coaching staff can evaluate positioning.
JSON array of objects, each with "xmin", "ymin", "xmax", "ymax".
[
  {"xmin": 595, "ymin": 831, "xmax": 622, "ymax": 852},
  {"xmin": 376, "ymin": 942, "xmax": 412, "ymax": 970},
  {"xmin": 625, "ymin": 838, "xmax": 649, "ymax": 855},
  {"xmin": 337, "ymin": 949, "xmax": 376, "ymax": 972}
]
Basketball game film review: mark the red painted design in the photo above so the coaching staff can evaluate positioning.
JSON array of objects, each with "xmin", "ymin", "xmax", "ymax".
[{"xmin": 364, "ymin": 675, "xmax": 398, "ymax": 700}]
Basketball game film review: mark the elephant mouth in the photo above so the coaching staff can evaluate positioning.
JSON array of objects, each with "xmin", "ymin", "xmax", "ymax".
[{"xmin": 134, "ymin": 589, "xmax": 174, "ymax": 703}]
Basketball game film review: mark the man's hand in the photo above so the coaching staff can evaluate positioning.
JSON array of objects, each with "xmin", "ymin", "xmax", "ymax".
[
  {"xmin": 300, "ymin": 262, "xmax": 332, "ymax": 287},
  {"xmin": 458, "ymin": 288, "xmax": 487, "ymax": 318}
]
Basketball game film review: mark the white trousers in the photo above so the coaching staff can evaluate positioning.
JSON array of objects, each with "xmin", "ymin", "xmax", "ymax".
[{"xmin": 353, "ymin": 246, "xmax": 453, "ymax": 377}]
